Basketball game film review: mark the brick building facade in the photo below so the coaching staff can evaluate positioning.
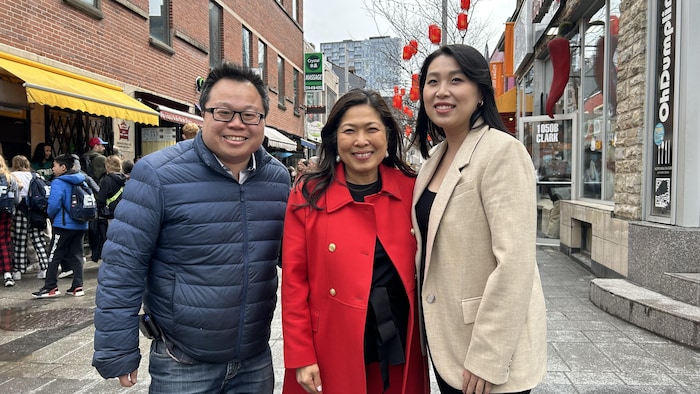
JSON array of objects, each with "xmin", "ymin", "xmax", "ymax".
[{"xmin": 0, "ymin": 0, "xmax": 305, "ymax": 163}]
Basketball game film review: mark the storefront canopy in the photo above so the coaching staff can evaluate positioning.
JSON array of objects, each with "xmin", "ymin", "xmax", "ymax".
[
  {"xmin": 264, "ymin": 127, "xmax": 297, "ymax": 151},
  {"xmin": 496, "ymin": 87, "xmax": 533, "ymax": 114},
  {"xmin": 0, "ymin": 51, "xmax": 159, "ymax": 125},
  {"xmin": 156, "ymin": 104, "xmax": 203, "ymax": 127}
]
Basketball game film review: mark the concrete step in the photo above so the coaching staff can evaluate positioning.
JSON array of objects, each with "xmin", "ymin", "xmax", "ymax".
[
  {"xmin": 590, "ymin": 278, "xmax": 700, "ymax": 349},
  {"xmin": 663, "ymin": 272, "xmax": 700, "ymax": 307}
]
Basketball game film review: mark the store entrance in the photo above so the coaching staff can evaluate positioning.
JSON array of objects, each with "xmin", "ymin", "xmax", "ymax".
[{"xmin": 520, "ymin": 114, "xmax": 577, "ymax": 243}]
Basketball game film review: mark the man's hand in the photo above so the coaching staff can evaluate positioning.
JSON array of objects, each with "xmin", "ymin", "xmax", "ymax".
[
  {"xmin": 462, "ymin": 369, "xmax": 493, "ymax": 394},
  {"xmin": 296, "ymin": 363, "xmax": 322, "ymax": 393},
  {"xmin": 118, "ymin": 370, "xmax": 138, "ymax": 387}
]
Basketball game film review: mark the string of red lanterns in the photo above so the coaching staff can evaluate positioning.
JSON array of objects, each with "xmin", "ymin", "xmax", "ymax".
[{"xmin": 398, "ymin": 1, "xmax": 472, "ymax": 138}]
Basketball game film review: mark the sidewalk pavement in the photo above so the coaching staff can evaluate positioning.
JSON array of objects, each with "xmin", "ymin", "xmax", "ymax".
[{"xmin": 1, "ymin": 247, "xmax": 699, "ymax": 393}]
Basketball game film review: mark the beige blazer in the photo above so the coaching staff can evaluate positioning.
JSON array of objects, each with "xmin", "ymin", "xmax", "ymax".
[{"xmin": 411, "ymin": 125, "xmax": 547, "ymax": 392}]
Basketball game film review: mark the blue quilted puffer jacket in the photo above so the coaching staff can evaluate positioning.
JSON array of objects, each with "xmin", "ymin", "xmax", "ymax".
[{"xmin": 92, "ymin": 134, "xmax": 290, "ymax": 379}]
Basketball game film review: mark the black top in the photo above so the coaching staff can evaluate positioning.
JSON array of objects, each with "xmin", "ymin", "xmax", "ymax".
[
  {"xmin": 348, "ymin": 179, "xmax": 408, "ymax": 391},
  {"xmin": 415, "ymin": 188, "xmax": 436, "ymax": 287}
]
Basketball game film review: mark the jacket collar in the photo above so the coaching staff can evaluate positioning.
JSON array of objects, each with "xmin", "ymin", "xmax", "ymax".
[
  {"xmin": 325, "ymin": 163, "xmax": 404, "ymax": 213},
  {"xmin": 193, "ymin": 132, "xmax": 270, "ymax": 178}
]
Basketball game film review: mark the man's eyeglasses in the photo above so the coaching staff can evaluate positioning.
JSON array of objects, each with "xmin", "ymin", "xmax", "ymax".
[{"xmin": 204, "ymin": 108, "xmax": 264, "ymax": 125}]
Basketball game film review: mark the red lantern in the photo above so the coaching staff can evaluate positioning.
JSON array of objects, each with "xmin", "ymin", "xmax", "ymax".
[
  {"xmin": 429, "ymin": 24, "xmax": 441, "ymax": 44},
  {"xmin": 409, "ymin": 40, "xmax": 418, "ymax": 53},
  {"xmin": 409, "ymin": 86, "xmax": 420, "ymax": 101},
  {"xmin": 394, "ymin": 86, "xmax": 399, "ymax": 95},
  {"xmin": 393, "ymin": 95, "xmax": 402, "ymax": 109},
  {"xmin": 461, "ymin": 0, "xmax": 471, "ymax": 10},
  {"xmin": 412, "ymin": 73, "xmax": 420, "ymax": 86},
  {"xmin": 457, "ymin": 13, "xmax": 468, "ymax": 31},
  {"xmin": 405, "ymin": 125, "xmax": 412, "ymax": 137},
  {"xmin": 402, "ymin": 45, "xmax": 413, "ymax": 60},
  {"xmin": 400, "ymin": 87, "xmax": 406, "ymax": 96}
]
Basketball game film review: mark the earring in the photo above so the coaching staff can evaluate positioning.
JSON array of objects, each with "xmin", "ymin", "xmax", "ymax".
[
  {"xmin": 385, "ymin": 150, "xmax": 389, "ymax": 158},
  {"xmin": 478, "ymin": 100, "xmax": 484, "ymax": 107},
  {"xmin": 335, "ymin": 155, "xmax": 341, "ymax": 163}
]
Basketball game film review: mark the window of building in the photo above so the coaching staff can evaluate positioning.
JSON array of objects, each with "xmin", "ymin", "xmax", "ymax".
[
  {"xmin": 293, "ymin": 69, "xmax": 300, "ymax": 114},
  {"xmin": 149, "ymin": 0, "xmax": 170, "ymax": 45},
  {"xmin": 278, "ymin": 56, "xmax": 285, "ymax": 107},
  {"xmin": 63, "ymin": 0, "xmax": 102, "ymax": 19},
  {"xmin": 579, "ymin": 0, "xmax": 620, "ymax": 201},
  {"xmin": 242, "ymin": 27, "xmax": 252, "ymax": 68},
  {"xmin": 209, "ymin": 1, "xmax": 222, "ymax": 69},
  {"xmin": 258, "ymin": 40, "xmax": 267, "ymax": 83},
  {"xmin": 292, "ymin": 0, "xmax": 298, "ymax": 21}
]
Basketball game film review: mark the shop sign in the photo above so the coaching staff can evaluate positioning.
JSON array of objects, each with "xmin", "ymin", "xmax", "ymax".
[
  {"xmin": 650, "ymin": 0, "xmax": 677, "ymax": 218},
  {"xmin": 304, "ymin": 53, "xmax": 324, "ymax": 92}
]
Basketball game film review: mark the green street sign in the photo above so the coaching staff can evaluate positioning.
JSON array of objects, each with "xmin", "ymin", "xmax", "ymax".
[{"xmin": 305, "ymin": 53, "xmax": 324, "ymax": 92}]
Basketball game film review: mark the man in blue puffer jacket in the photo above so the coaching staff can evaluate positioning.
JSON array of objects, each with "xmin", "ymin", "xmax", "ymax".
[{"xmin": 92, "ymin": 63, "xmax": 290, "ymax": 393}]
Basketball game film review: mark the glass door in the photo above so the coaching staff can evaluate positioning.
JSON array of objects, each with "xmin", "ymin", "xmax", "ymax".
[{"xmin": 520, "ymin": 113, "xmax": 577, "ymax": 241}]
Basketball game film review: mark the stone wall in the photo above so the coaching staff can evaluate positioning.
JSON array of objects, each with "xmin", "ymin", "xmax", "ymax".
[{"xmin": 613, "ymin": 0, "xmax": 647, "ymax": 220}]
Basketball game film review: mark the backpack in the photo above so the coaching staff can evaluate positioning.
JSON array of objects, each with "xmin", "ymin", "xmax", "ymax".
[
  {"xmin": 65, "ymin": 181, "xmax": 98, "ymax": 223},
  {"xmin": 81, "ymin": 154, "xmax": 96, "ymax": 180},
  {"xmin": 25, "ymin": 173, "xmax": 51, "ymax": 228},
  {"xmin": 0, "ymin": 176, "xmax": 16, "ymax": 214},
  {"xmin": 101, "ymin": 185, "xmax": 124, "ymax": 219},
  {"xmin": 26, "ymin": 173, "xmax": 51, "ymax": 212}
]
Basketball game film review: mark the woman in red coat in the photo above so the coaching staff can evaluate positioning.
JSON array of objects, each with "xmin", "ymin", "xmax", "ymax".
[{"xmin": 282, "ymin": 89, "xmax": 429, "ymax": 394}]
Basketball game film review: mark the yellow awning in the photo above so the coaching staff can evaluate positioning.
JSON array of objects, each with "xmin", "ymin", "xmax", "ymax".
[
  {"xmin": 495, "ymin": 87, "xmax": 533, "ymax": 113},
  {"xmin": 0, "ymin": 51, "xmax": 159, "ymax": 125}
]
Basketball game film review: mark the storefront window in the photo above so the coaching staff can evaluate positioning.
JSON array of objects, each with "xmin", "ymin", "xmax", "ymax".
[{"xmin": 580, "ymin": 1, "xmax": 620, "ymax": 200}]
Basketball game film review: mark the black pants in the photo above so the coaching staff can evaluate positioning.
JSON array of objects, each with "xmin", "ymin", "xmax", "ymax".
[
  {"xmin": 44, "ymin": 227, "xmax": 85, "ymax": 290},
  {"xmin": 434, "ymin": 366, "xmax": 531, "ymax": 394},
  {"xmin": 87, "ymin": 218, "xmax": 108, "ymax": 261}
]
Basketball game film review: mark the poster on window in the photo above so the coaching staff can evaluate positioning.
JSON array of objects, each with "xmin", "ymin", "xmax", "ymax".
[
  {"xmin": 650, "ymin": 0, "xmax": 676, "ymax": 217},
  {"xmin": 112, "ymin": 118, "xmax": 135, "ymax": 160}
]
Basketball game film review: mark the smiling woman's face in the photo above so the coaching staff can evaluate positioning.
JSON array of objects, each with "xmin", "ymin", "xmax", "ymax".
[{"xmin": 336, "ymin": 104, "xmax": 387, "ymax": 185}]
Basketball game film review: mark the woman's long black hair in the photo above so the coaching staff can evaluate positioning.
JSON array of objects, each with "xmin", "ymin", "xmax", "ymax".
[
  {"xmin": 411, "ymin": 44, "xmax": 510, "ymax": 159},
  {"xmin": 298, "ymin": 88, "xmax": 415, "ymax": 209}
]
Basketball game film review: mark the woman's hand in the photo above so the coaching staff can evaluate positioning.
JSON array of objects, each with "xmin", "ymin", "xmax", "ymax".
[
  {"xmin": 462, "ymin": 369, "xmax": 492, "ymax": 394},
  {"xmin": 296, "ymin": 363, "xmax": 322, "ymax": 393}
]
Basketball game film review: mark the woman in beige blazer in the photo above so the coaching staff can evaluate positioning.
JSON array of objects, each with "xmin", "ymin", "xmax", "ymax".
[{"xmin": 410, "ymin": 44, "xmax": 547, "ymax": 394}]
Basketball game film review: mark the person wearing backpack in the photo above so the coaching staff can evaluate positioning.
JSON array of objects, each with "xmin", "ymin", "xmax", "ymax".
[
  {"xmin": 81, "ymin": 137, "xmax": 107, "ymax": 182},
  {"xmin": 32, "ymin": 154, "xmax": 90, "ymax": 298},
  {"xmin": 10, "ymin": 155, "xmax": 51, "ymax": 281},
  {"xmin": 0, "ymin": 155, "xmax": 20, "ymax": 287},
  {"xmin": 93, "ymin": 155, "xmax": 126, "ymax": 262}
]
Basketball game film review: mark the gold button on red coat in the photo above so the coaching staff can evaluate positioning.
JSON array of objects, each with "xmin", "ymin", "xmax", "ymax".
[
  {"xmin": 328, "ymin": 243, "xmax": 336, "ymax": 252},
  {"xmin": 410, "ymin": 228, "xmax": 415, "ymax": 236},
  {"xmin": 330, "ymin": 288, "xmax": 337, "ymax": 296}
]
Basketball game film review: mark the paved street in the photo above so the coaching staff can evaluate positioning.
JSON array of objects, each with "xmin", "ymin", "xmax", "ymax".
[{"xmin": 1, "ymin": 247, "xmax": 699, "ymax": 393}]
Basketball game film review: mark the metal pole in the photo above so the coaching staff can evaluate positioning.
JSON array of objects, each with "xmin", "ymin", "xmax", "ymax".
[
  {"xmin": 441, "ymin": 0, "xmax": 448, "ymax": 46},
  {"xmin": 344, "ymin": 42, "xmax": 350, "ymax": 94}
]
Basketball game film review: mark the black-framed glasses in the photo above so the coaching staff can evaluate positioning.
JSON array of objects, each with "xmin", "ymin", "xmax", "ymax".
[{"xmin": 204, "ymin": 108, "xmax": 264, "ymax": 125}]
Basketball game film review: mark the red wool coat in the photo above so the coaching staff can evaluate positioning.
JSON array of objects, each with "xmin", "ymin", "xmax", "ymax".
[{"xmin": 281, "ymin": 164, "xmax": 429, "ymax": 394}]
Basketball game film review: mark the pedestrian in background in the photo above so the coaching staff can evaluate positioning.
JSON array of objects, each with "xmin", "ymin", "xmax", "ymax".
[
  {"xmin": 95, "ymin": 155, "xmax": 126, "ymax": 250},
  {"xmin": 92, "ymin": 62, "xmax": 290, "ymax": 393},
  {"xmin": 282, "ymin": 89, "xmax": 429, "ymax": 394},
  {"xmin": 182, "ymin": 122, "xmax": 199, "ymax": 140},
  {"xmin": 10, "ymin": 155, "xmax": 50, "ymax": 281},
  {"xmin": 1, "ymin": 155, "xmax": 20, "ymax": 287},
  {"xmin": 411, "ymin": 44, "xmax": 547, "ymax": 394},
  {"xmin": 30, "ymin": 142, "xmax": 53, "ymax": 181},
  {"xmin": 32, "ymin": 154, "xmax": 89, "ymax": 298}
]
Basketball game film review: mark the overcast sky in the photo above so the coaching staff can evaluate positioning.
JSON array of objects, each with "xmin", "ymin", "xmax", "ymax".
[{"xmin": 303, "ymin": 0, "xmax": 517, "ymax": 54}]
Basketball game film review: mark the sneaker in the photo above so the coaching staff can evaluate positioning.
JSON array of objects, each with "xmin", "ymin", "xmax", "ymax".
[
  {"xmin": 37, "ymin": 270, "xmax": 47, "ymax": 279},
  {"xmin": 12, "ymin": 271, "xmax": 21, "ymax": 280},
  {"xmin": 67, "ymin": 286, "xmax": 84, "ymax": 297},
  {"xmin": 4, "ymin": 276, "xmax": 15, "ymax": 287},
  {"xmin": 58, "ymin": 270, "xmax": 73, "ymax": 279},
  {"xmin": 32, "ymin": 287, "xmax": 60, "ymax": 298}
]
